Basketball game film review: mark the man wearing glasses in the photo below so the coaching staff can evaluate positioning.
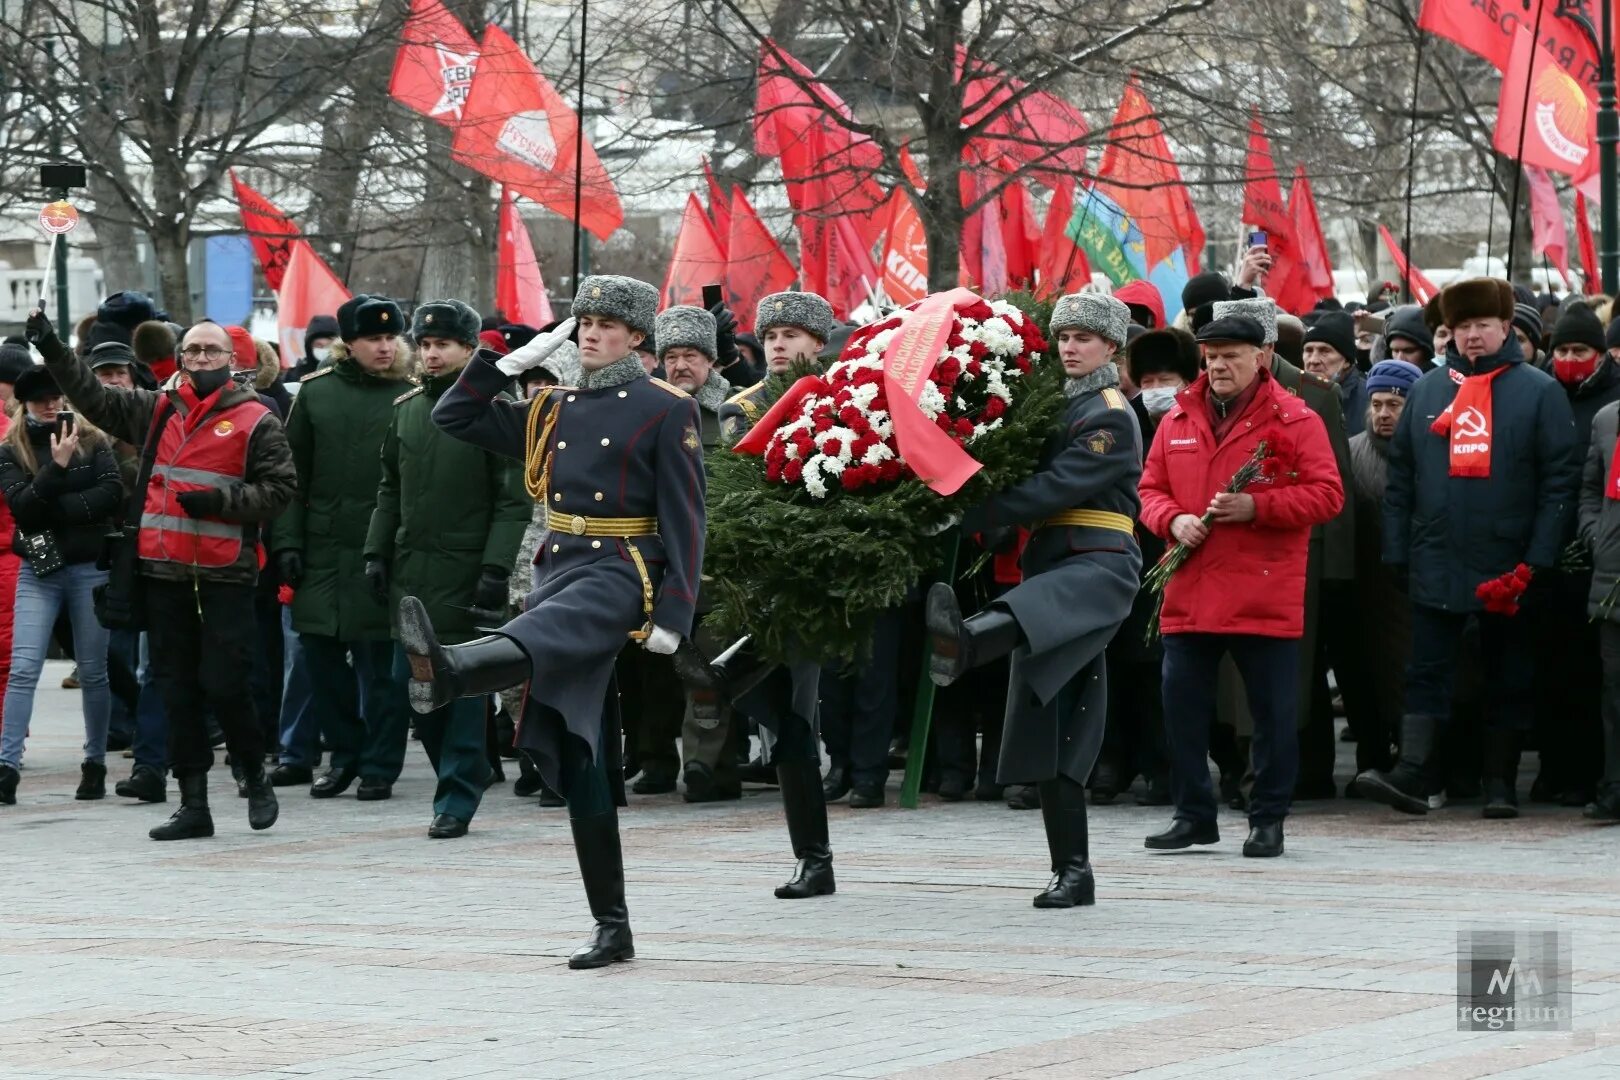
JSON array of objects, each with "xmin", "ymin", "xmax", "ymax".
[{"xmin": 26, "ymin": 311, "xmax": 297, "ymax": 840}]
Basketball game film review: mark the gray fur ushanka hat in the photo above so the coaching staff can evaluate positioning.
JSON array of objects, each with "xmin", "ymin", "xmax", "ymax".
[
  {"xmin": 1211, "ymin": 297, "xmax": 1279, "ymax": 344},
  {"xmin": 410, "ymin": 298, "xmax": 482, "ymax": 347},
  {"xmin": 755, "ymin": 291, "xmax": 835, "ymax": 344},
  {"xmin": 1049, "ymin": 292, "xmax": 1131, "ymax": 348},
  {"xmin": 655, "ymin": 305, "xmax": 717, "ymax": 362},
  {"xmin": 573, "ymin": 275, "xmax": 659, "ymax": 337}
]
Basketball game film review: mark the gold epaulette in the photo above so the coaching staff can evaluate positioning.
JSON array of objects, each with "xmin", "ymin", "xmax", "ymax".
[
  {"xmin": 725, "ymin": 382, "xmax": 765, "ymax": 420},
  {"xmin": 393, "ymin": 386, "xmax": 424, "ymax": 406},
  {"xmin": 300, "ymin": 366, "xmax": 333, "ymax": 382},
  {"xmin": 1101, "ymin": 387, "xmax": 1128, "ymax": 411},
  {"xmin": 648, "ymin": 377, "xmax": 689, "ymax": 397},
  {"xmin": 1301, "ymin": 371, "xmax": 1334, "ymax": 391}
]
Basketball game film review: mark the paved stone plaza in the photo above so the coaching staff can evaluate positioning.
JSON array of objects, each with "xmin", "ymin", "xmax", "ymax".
[{"xmin": 2, "ymin": 661, "xmax": 1618, "ymax": 1079}]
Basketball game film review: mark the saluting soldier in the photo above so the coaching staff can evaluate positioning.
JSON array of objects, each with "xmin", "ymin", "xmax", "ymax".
[
  {"xmin": 927, "ymin": 292, "xmax": 1143, "ymax": 909},
  {"xmin": 398, "ymin": 275, "xmax": 705, "ymax": 970},
  {"xmin": 674, "ymin": 291, "xmax": 842, "ymax": 899},
  {"xmin": 363, "ymin": 299, "xmax": 530, "ymax": 839}
]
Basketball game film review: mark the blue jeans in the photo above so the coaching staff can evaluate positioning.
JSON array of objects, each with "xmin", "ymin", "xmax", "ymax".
[
  {"xmin": 277, "ymin": 608, "xmax": 320, "ymax": 767},
  {"xmin": 132, "ymin": 632, "xmax": 169, "ymax": 772},
  {"xmin": 0, "ymin": 562, "xmax": 112, "ymax": 768}
]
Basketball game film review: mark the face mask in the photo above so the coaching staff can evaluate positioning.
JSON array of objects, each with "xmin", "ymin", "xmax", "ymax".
[
  {"xmin": 1554, "ymin": 356, "xmax": 1599, "ymax": 386},
  {"xmin": 188, "ymin": 366, "xmax": 231, "ymax": 397},
  {"xmin": 312, "ymin": 346, "xmax": 331, "ymax": 363},
  {"xmin": 1141, "ymin": 386, "xmax": 1180, "ymax": 415}
]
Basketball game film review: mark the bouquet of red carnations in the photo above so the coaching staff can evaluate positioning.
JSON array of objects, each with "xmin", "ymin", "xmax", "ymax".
[{"xmin": 1476, "ymin": 563, "xmax": 1533, "ymax": 616}]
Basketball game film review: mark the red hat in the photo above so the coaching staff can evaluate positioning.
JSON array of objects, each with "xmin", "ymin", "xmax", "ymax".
[
  {"xmin": 478, "ymin": 329, "xmax": 510, "ymax": 355},
  {"xmin": 225, "ymin": 325, "xmax": 257, "ymax": 371}
]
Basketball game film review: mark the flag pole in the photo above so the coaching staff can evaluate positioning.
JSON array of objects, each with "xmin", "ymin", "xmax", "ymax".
[
  {"xmin": 571, "ymin": 0, "xmax": 587, "ymax": 289},
  {"xmin": 1401, "ymin": 29, "xmax": 1424, "ymax": 304},
  {"xmin": 1506, "ymin": 0, "xmax": 1550, "ymax": 283}
]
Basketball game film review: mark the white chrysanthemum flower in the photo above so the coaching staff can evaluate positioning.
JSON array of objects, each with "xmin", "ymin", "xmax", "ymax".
[
  {"xmin": 955, "ymin": 395, "xmax": 968, "ymax": 411},
  {"xmin": 866, "ymin": 327, "xmax": 898, "ymax": 354},
  {"xmin": 917, "ymin": 381, "xmax": 947, "ymax": 419},
  {"xmin": 847, "ymin": 382, "xmax": 881, "ymax": 409},
  {"xmin": 989, "ymin": 299, "xmax": 1023, "ymax": 321},
  {"xmin": 861, "ymin": 442, "xmax": 894, "ymax": 466}
]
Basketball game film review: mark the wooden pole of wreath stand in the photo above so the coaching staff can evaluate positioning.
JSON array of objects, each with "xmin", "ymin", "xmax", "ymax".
[{"xmin": 899, "ymin": 530, "xmax": 962, "ymax": 808}]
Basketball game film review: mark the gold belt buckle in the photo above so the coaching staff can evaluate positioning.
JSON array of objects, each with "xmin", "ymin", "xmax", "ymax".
[{"xmin": 570, "ymin": 515, "xmax": 588, "ymax": 536}]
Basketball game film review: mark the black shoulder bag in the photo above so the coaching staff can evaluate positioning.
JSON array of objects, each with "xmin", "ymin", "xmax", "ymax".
[{"xmin": 94, "ymin": 401, "xmax": 174, "ymax": 630}]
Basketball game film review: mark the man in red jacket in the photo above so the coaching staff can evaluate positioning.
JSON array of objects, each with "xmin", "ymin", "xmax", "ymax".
[{"xmin": 1138, "ymin": 314, "xmax": 1344, "ymax": 858}]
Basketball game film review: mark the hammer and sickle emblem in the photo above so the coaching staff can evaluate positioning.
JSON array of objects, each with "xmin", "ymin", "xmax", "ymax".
[{"xmin": 1454, "ymin": 407, "xmax": 1489, "ymax": 439}]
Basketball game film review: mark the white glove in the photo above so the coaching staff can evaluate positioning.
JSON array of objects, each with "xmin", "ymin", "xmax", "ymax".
[
  {"xmin": 496, "ymin": 318, "xmax": 576, "ymax": 377},
  {"xmin": 923, "ymin": 513, "xmax": 961, "ymax": 537},
  {"xmin": 642, "ymin": 625, "xmax": 681, "ymax": 654}
]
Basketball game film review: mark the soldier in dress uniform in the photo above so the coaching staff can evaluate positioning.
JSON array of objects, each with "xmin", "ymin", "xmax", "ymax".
[
  {"xmin": 675, "ymin": 291, "xmax": 842, "ymax": 898},
  {"xmin": 398, "ymin": 275, "xmax": 706, "ymax": 969},
  {"xmin": 926, "ymin": 292, "xmax": 1143, "ymax": 909}
]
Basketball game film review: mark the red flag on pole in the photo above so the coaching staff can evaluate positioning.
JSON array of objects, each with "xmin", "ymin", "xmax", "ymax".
[
  {"xmin": 880, "ymin": 187, "xmax": 930, "ymax": 307},
  {"xmin": 1243, "ymin": 116, "xmax": 1313, "ymax": 314},
  {"xmin": 452, "ymin": 25, "xmax": 622, "ymax": 241},
  {"xmin": 661, "ymin": 193, "xmax": 728, "ymax": 309},
  {"xmin": 725, "ymin": 187, "xmax": 796, "ymax": 331},
  {"xmin": 230, "ymin": 170, "xmax": 302, "ymax": 293},
  {"xmin": 702, "ymin": 157, "xmax": 732, "ymax": 254},
  {"xmin": 497, "ymin": 187, "xmax": 554, "ymax": 328},
  {"xmin": 1492, "ymin": 27, "xmax": 1595, "ymax": 177},
  {"xmin": 1289, "ymin": 166, "xmax": 1334, "ymax": 299},
  {"xmin": 277, "ymin": 241, "xmax": 351, "ymax": 368},
  {"xmin": 1095, "ymin": 76, "xmax": 1205, "ymax": 272},
  {"xmin": 1419, "ymin": 0, "xmax": 1600, "ymax": 94},
  {"xmin": 1036, "ymin": 176, "xmax": 1092, "ymax": 299},
  {"xmin": 956, "ymin": 46, "xmax": 1089, "ymax": 182},
  {"xmin": 1525, "ymin": 165, "xmax": 1573, "ymax": 287},
  {"xmin": 1577, "ymin": 190, "xmax": 1599, "ymax": 292},
  {"xmin": 1379, "ymin": 224, "xmax": 1438, "ymax": 304},
  {"xmin": 388, "ymin": 0, "xmax": 480, "ymax": 126}
]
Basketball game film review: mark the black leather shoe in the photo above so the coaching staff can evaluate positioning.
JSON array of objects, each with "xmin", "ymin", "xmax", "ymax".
[
  {"xmin": 0, "ymin": 764, "xmax": 18, "ymax": 805},
  {"xmin": 848, "ymin": 782, "xmax": 885, "ymax": 808},
  {"xmin": 1089, "ymin": 758, "xmax": 1122, "ymax": 806},
  {"xmin": 538, "ymin": 784, "xmax": 565, "ymax": 807},
  {"xmin": 269, "ymin": 763, "xmax": 312, "ymax": 787},
  {"xmin": 76, "ymin": 762, "xmax": 107, "ymax": 800},
  {"xmin": 631, "ymin": 760, "xmax": 677, "ymax": 795},
  {"xmin": 569, "ymin": 921, "xmax": 635, "ymax": 969},
  {"xmin": 738, "ymin": 755, "xmax": 777, "ymax": 785},
  {"xmin": 1584, "ymin": 787, "xmax": 1620, "ymax": 822},
  {"xmin": 682, "ymin": 761, "xmax": 740, "ymax": 803},
  {"xmin": 311, "ymin": 767, "xmax": 358, "ymax": 798},
  {"xmin": 1354, "ymin": 714, "xmax": 1440, "ymax": 815},
  {"xmin": 513, "ymin": 754, "xmax": 545, "ymax": 797},
  {"xmin": 937, "ymin": 773, "xmax": 968, "ymax": 802},
  {"xmin": 1144, "ymin": 818, "xmax": 1219, "ymax": 850},
  {"xmin": 244, "ymin": 768, "xmax": 278, "ymax": 830},
  {"xmin": 974, "ymin": 780, "xmax": 1005, "ymax": 802},
  {"xmin": 1005, "ymin": 784, "xmax": 1040, "ymax": 810},
  {"xmin": 150, "ymin": 774, "xmax": 213, "ymax": 841},
  {"xmin": 355, "ymin": 778, "xmax": 393, "ymax": 801},
  {"xmin": 1033, "ymin": 864, "xmax": 1095, "ymax": 907},
  {"xmin": 428, "ymin": 813, "xmax": 469, "ymax": 838},
  {"xmin": 116, "ymin": 765, "xmax": 166, "ymax": 803},
  {"xmin": 822, "ymin": 763, "xmax": 852, "ymax": 802},
  {"xmin": 1242, "ymin": 821, "xmax": 1284, "ymax": 857}
]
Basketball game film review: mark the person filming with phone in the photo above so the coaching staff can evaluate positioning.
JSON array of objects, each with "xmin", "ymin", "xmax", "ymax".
[
  {"xmin": 23, "ymin": 310, "xmax": 296, "ymax": 839},
  {"xmin": 1236, "ymin": 231, "xmax": 1273, "ymax": 295},
  {"xmin": 0, "ymin": 368, "xmax": 124, "ymax": 806}
]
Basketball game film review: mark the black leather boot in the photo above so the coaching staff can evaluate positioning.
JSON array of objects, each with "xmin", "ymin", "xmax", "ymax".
[
  {"xmin": 76, "ymin": 762, "xmax": 107, "ymax": 800},
  {"xmin": 150, "ymin": 773, "xmax": 215, "ymax": 841},
  {"xmin": 567, "ymin": 811, "xmax": 635, "ymax": 969},
  {"xmin": 774, "ymin": 759, "xmax": 835, "ymax": 899},
  {"xmin": 243, "ymin": 765, "xmax": 279, "ymax": 830},
  {"xmin": 671, "ymin": 635, "xmax": 777, "ymax": 707},
  {"xmin": 0, "ymin": 764, "xmax": 18, "ymax": 804},
  {"xmin": 116, "ymin": 764, "xmax": 166, "ymax": 803},
  {"xmin": 926, "ymin": 583, "xmax": 1021, "ymax": 687},
  {"xmin": 1033, "ymin": 777, "xmax": 1094, "ymax": 908},
  {"xmin": 1353, "ymin": 714, "xmax": 1439, "ymax": 815},
  {"xmin": 1482, "ymin": 728, "xmax": 1521, "ymax": 819},
  {"xmin": 399, "ymin": 596, "xmax": 530, "ymax": 715}
]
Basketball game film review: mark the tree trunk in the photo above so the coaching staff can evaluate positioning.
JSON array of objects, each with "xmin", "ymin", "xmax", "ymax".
[
  {"xmin": 415, "ymin": 122, "xmax": 496, "ymax": 309},
  {"xmin": 151, "ymin": 224, "xmax": 193, "ymax": 325}
]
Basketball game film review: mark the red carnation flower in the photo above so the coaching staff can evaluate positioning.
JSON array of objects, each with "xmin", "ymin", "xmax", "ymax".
[
  {"xmin": 277, "ymin": 584, "xmax": 295, "ymax": 606},
  {"xmin": 1015, "ymin": 355, "xmax": 1033, "ymax": 374},
  {"xmin": 1259, "ymin": 457, "xmax": 1281, "ymax": 480},
  {"xmin": 962, "ymin": 300, "xmax": 994, "ymax": 321},
  {"xmin": 822, "ymin": 437, "xmax": 844, "ymax": 460},
  {"xmin": 935, "ymin": 413, "xmax": 955, "ymax": 432},
  {"xmin": 954, "ymin": 416, "xmax": 975, "ymax": 438},
  {"xmin": 969, "ymin": 342, "xmax": 989, "ymax": 363},
  {"xmin": 784, "ymin": 459, "xmax": 804, "ymax": 484},
  {"xmin": 982, "ymin": 396, "xmax": 1007, "ymax": 421},
  {"xmin": 813, "ymin": 415, "xmax": 834, "ymax": 433},
  {"xmin": 945, "ymin": 331, "xmax": 967, "ymax": 351},
  {"xmin": 1512, "ymin": 563, "xmax": 1533, "ymax": 584},
  {"xmin": 880, "ymin": 459, "xmax": 904, "ymax": 481},
  {"xmin": 840, "ymin": 468, "xmax": 864, "ymax": 491},
  {"xmin": 965, "ymin": 358, "xmax": 984, "ymax": 377},
  {"xmin": 766, "ymin": 459, "xmax": 784, "ymax": 482},
  {"xmin": 937, "ymin": 357, "xmax": 962, "ymax": 384}
]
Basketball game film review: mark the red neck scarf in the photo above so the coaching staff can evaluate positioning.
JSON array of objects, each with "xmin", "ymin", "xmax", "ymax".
[{"xmin": 1429, "ymin": 364, "xmax": 1508, "ymax": 477}]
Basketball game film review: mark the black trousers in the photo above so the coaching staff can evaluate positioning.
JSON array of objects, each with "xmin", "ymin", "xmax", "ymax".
[
  {"xmin": 146, "ymin": 577, "xmax": 263, "ymax": 777},
  {"xmin": 1162, "ymin": 633, "xmax": 1299, "ymax": 825},
  {"xmin": 1597, "ymin": 623, "xmax": 1620, "ymax": 794},
  {"xmin": 1407, "ymin": 604, "xmax": 1533, "ymax": 732},
  {"xmin": 616, "ymin": 646, "xmax": 684, "ymax": 771},
  {"xmin": 820, "ymin": 605, "xmax": 905, "ymax": 788}
]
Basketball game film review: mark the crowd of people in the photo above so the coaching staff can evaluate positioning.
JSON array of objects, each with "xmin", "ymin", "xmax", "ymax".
[{"xmin": 0, "ymin": 250, "xmax": 1616, "ymax": 951}]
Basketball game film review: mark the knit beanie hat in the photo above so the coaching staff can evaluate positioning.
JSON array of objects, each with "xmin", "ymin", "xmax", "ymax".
[
  {"xmin": 1301, "ymin": 311, "xmax": 1356, "ymax": 367},
  {"xmin": 1512, "ymin": 302, "xmax": 1544, "ymax": 346},
  {"xmin": 1549, "ymin": 302, "xmax": 1606, "ymax": 353},
  {"xmin": 1366, "ymin": 359, "xmax": 1423, "ymax": 397}
]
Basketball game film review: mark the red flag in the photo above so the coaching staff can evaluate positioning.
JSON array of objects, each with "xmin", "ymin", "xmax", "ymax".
[
  {"xmin": 1379, "ymin": 224, "xmax": 1438, "ymax": 305},
  {"xmin": 1288, "ymin": 166, "xmax": 1334, "ymax": 298},
  {"xmin": 828, "ymin": 211, "xmax": 882, "ymax": 315},
  {"xmin": 277, "ymin": 241, "xmax": 351, "ymax": 368},
  {"xmin": 956, "ymin": 47, "xmax": 1088, "ymax": 182},
  {"xmin": 1095, "ymin": 77, "xmax": 1205, "ymax": 272},
  {"xmin": 1036, "ymin": 176, "xmax": 1091, "ymax": 298},
  {"xmin": 880, "ymin": 187, "xmax": 929, "ymax": 307},
  {"xmin": 725, "ymin": 187, "xmax": 796, "ymax": 331},
  {"xmin": 1243, "ymin": 116, "xmax": 1313, "ymax": 314},
  {"xmin": 388, "ymin": 0, "xmax": 480, "ymax": 126},
  {"xmin": 1525, "ymin": 165, "xmax": 1572, "ymax": 287},
  {"xmin": 497, "ymin": 187, "xmax": 554, "ymax": 328},
  {"xmin": 1577, "ymin": 191, "xmax": 1599, "ymax": 292},
  {"xmin": 230, "ymin": 170, "xmax": 302, "ymax": 293},
  {"xmin": 999, "ymin": 174, "xmax": 1040, "ymax": 291},
  {"xmin": 452, "ymin": 25, "xmax": 622, "ymax": 241},
  {"xmin": 661, "ymin": 194, "xmax": 728, "ymax": 309},
  {"xmin": 1493, "ymin": 27, "xmax": 1595, "ymax": 177},
  {"xmin": 702, "ymin": 157, "xmax": 731, "ymax": 256},
  {"xmin": 1419, "ymin": 0, "xmax": 1602, "ymax": 96}
]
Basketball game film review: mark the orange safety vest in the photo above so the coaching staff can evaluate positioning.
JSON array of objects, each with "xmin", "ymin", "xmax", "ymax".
[{"xmin": 138, "ymin": 397, "xmax": 270, "ymax": 568}]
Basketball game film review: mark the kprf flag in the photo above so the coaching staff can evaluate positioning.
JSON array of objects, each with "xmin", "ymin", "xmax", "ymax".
[
  {"xmin": 725, "ymin": 187, "xmax": 796, "ymax": 331},
  {"xmin": 388, "ymin": 0, "xmax": 480, "ymax": 125},
  {"xmin": 1493, "ymin": 27, "xmax": 1594, "ymax": 176},
  {"xmin": 1419, "ymin": 0, "xmax": 1602, "ymax": 95},
  {"xmin": 277, "ymin": 241, "xmax": 351, "ymax": 368},
  {"xmin": 661, "ymin": 194, "xmax": 728, "ymax": 309},
  {"xmin": 1289, "ymin": 166, "xmax": 1334, "ymax": 298},
  {"xmin": 1095, "ymin": 76, "xmax": 1204, "ymax": 272},
  {"xmin": 497, "ymin": 187, "xmax": 553, "ymax": 328},
  {"xmin": 452, "ymin": 25, "xmax": 622, "ymax": 241},
  {"xmin": 1378, "ymin": 224, "xmax": 1438, "ymax": 304},
  {"xmin": 230, "ymin": 170, "xmax": 302, "ymax": 292},
  {"xmin": 879, "ymin": 187, "xmax": 929, "ymax": 307}
]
